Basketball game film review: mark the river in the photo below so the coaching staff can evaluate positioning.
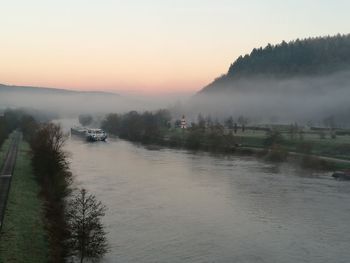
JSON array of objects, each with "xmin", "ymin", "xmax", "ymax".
[{"xmin": 61, "ymin": 120, "xmax": 350, "ymax": 263}]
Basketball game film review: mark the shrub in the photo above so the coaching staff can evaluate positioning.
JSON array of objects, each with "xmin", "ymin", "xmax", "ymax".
[
  {"xmin": 264, "ymin": 130, "xmax": 284, "ymax": 148},
  {"xmin": 265, "ymin": 144, "xmax": 288, "ymax": 162}
]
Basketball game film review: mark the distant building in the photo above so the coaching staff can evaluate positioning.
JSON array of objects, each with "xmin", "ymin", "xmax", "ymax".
[{"xmin": 181, "ymin": 115, "xmax": 187, "ymax": 129}]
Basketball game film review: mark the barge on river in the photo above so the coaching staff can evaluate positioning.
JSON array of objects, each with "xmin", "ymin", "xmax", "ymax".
[{"xmin": 71, "ymin": 126, "xmax": 108, "ymax": 142}]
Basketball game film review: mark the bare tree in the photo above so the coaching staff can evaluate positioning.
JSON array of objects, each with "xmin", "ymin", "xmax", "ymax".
[
  {"xmin": 66, "ymin": 189, "xmax": 108, "ymax": 263},
  {"xmin": 237, "ymin": 115, "xmax": 249, "ymax": 132}
]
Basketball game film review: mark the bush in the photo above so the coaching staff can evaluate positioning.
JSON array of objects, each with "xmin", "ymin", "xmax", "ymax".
[
  {"xmin": 265, "ymin": 144, "xmax": 288, "ymax": 162},
  {"xmin": 168, "ymin": 132, "xmax": 183, "ymax": 148},
  {"xmin": 300, "ymin": 156, "xmax": 335, "ymax": 170},
  {"xmin": 264, "ymin": 130, "xmax": 284, "ymax": 148},
  {"xmin": 297, "ymin": 142, "xmax": 313, "ymax": 154},
  {"xmin": 336, "ymin": 130, "xmax": 350, "ymax": 136},
  {"xmin": 185, "ymin": 129, "xmax": 204, "ymax": 150}
]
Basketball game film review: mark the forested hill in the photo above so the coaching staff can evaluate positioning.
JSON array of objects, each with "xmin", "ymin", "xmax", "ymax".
[{"xmin": 200, "ymin": 34, "xmax": 350, "ymax": 93}]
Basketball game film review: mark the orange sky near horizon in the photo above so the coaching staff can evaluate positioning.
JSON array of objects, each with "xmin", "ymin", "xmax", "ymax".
[
  {"xmin": 1, "ymin": 0, "xmax": 350, "ymax": 94},
  {"xmin": 0, "ymin": 42, "xmax": 226, "ymax": 94}
]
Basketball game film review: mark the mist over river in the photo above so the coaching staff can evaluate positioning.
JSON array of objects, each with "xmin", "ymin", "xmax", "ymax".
[{"xmin": 59, "ymin": 120, "xmax": 350, "ymax": 263}]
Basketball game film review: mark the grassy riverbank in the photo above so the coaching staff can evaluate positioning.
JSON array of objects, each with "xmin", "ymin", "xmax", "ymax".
[
  {"xmin": 101, "ymin": 111, "xmax": 350, "ymax": 170},
  {"xmin": 166, "ymin": 128, "xmax": 350, "ymax": 170},
  {"xmin": 0, "ymin": 140, "xmax": 48, "ymax": 263},
  {"xmin": 232, "ymin": 129, "xmax": 350, "ymax": 160}
]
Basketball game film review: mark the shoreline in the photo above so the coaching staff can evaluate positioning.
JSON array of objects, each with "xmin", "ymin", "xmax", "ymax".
[{"xmin": 108, "ymin": 134, "xmax": 350, "ymax": 172}]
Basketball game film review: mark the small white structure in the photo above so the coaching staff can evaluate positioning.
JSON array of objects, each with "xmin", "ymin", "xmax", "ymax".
[{"xmin": 181, "ymin": 115, "xmax": 187, "ymax": 129}]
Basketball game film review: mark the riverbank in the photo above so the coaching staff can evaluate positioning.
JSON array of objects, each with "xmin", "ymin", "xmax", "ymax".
[
  {"xmin": 66, "ymin": 133, "xmax": 350, "ymax": 262},
  {"xmin": 0, "ymin": 140, "xmax": 48, "ymax": 262},
  {"xmin": 109, "ymin": 128, "xmax": 350, "ymax": 171},
  {"xmin": 101, "ymin": 111, "xmax": 350, "ymax": 170}
]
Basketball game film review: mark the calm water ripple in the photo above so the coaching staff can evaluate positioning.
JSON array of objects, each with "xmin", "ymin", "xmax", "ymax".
[{"xmin": 60, "ymin": 120, "xmax": 350, "ymax": 263}]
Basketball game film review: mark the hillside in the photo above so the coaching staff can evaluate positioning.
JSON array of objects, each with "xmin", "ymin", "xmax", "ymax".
[
  {"xmin": 200, "ymin": 34, "xmax": 350, "ymax": 93},
  {"xmin": 0, "ymin": 84, "xmax": 169, "ymax": 116},
  {"xmin": 0, "ymin": 84, "xmax": 125, "ymax": 116},
  {"xmin": 0, "ymin": 84, "xmax": 118, "ymax": 96}
]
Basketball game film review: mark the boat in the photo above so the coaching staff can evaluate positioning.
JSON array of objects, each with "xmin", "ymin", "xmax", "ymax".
[
  {"xmin": 71, "ymin": 126, "xmax": 107, "ymax": 142},
  {"xmin": 332, "ymin": 171, "xmax": 350, "ymax": 180},
  {"xmin": 71, "ymin": 126, "xmax": 88, "ymax": 136},
  {"xmin": 86, "ymin": 128, "xmax": 108, "ymax": 142}
]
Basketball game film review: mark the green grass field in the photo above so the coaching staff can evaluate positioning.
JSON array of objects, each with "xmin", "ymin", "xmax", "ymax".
[
  {"xmin": 0, "ymin": 139, "xmax": 48, "ymax": 263},
  {"xmin": 168, "ymin": 127, "xmax": 350, "ymax": 162},
  {"xmin": 226, "ymin": 129, "xmax": 350, "ymax": 160}
]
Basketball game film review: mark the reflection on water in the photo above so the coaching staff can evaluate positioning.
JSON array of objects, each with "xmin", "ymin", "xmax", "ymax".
[{"xmin": 64, "ymin": 131, "xmax": 350, "ymax": 262}]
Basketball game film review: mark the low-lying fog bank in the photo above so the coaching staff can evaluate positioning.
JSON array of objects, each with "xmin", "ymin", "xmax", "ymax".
[
  {"xmin": 177, "ymin": 70, "xmax": 350, "ymax": 126},
  {"xmin": 2, "ymin": 70, "xmax": 350, "ymax": 128}
]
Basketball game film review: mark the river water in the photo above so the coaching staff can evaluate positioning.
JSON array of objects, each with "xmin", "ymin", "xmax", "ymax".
[{"xmin": 61, "ymin": 121, "xmax": 350, "ymax": 263}]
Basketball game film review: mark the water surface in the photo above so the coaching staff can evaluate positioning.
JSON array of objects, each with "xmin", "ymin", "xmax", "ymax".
[{"xmin": 64, "ymin": 130, "xmax": 350, "ymax": 263}]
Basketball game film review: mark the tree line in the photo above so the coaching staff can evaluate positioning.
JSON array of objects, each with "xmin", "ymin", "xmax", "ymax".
[
  {"xmin": 0, "ymin": 109, "xmax": 24, "ymax": 146},
  {"xmin": 101, "ymin": 110, "xmax": 242, "ymax": 151},
  {"xmin": 101, "ymin": 109, "xmax": 344, "ymax": 170},
  {"xmin": 101, "ymin": 110, "xmax": 171, "ymax": 143},
  {"xmin": 0, "ymin": 109, "xmax": 108, "ymax": 263},
  {"xmin": 206, "ymin": 34, "xmax": 350, "ymax": 88}
]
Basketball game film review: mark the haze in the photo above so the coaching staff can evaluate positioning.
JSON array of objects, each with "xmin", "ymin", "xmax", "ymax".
[
  {"xmin": 184, "ymin": 70, "xmax": 350, "ymax": 126},
  {"xmin": 1, "ymin": 0, "xmax": 350, "ymax": 94}
]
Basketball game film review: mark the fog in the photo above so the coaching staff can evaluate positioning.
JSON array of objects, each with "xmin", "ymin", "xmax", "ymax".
[
  {"xmin": 1, "ymin": 70, "xmax": 350, "ymax": 126},
  {"xmin": 0, "ymin": 86, "xmax": 189, "ymax": 118},
  {"xmin": 178, "ymin": 70, "xmax": 350, "ymax": 126}
]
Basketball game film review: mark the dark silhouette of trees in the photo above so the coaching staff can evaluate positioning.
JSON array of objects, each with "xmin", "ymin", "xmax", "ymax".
[
  {"xmin": 101, "ymin": 113, "xmax": 121, "ymax": 135},
  {"xmin": 185, "ymin": 128, "xmax": 204, "ymax": 150},
  {"xmin": 264, "ymin": 130, "xmax": 284, "ymax": 148},
  {"xmin": 202, "ymin": 34, "xmax": 350, "ymax": 93},
  {"xmin": 79, "ymin": 114, "xmax": 93, "ymax": 127},
  {"xmin": 289, "ymin": 123, "xmax": 298, "ymax": 140},
  {"xmin": 0, "ymin": 111, "xmax": 15, "ymax": 146},
  {"xmin": 197, "ymin": 114, "xmax": 206, "ymax": 130},
  {"xmin": 174, "ymin": 119, "xmax": 181, "ymax": 128},
  {"xmin": 101, "ymin": 110, "xmax": 171, "ymax": 143},
  {"xmin": 264, "ymin": 130, "xmax": 288, "ymax": 162},
  {"xmin": 0, "ymin": 109, "xmax": 25, "ymax": 146},
  {"xmin": 0, "ymin": 109, "xmax": 39, "ymax": 147},
  {"xmin": 224, "ymin": 116, "xmax": 234, "ymax": 130},
  {"xmin": 237, "ymin": 116, "xmax": 244, "ymax": 126},
  {"xmin": 237, "ymin": 116, "xmax": 248, "ymax": 127},
  {"xmin": 66, "ymin": 188, "xmax": 108, "ymax": 263},
  {"xmin": 227, "ymin": 34, "xmax": 350, "ymax": 77},
  {"xmin": 20, "ymin": 114, "xmax": 38, "ymax": 141},
  {"xmin": 30, "ymin": 123, "xmax": 72, "ymax": 262},
  {"xmin": 1, "ymin": 110, "xmax": 110, "ymax": 262}
]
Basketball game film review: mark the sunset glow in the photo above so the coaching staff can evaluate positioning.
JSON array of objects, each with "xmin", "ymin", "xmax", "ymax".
[{"xmin": 1, "ymin": 0, "xmax": 350, "ymax": 94}]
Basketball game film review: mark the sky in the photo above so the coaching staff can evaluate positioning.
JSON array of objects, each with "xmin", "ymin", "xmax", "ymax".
[{"xmin": 1, "ymin": 0, "xmax": 350, "ymax": 95}]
